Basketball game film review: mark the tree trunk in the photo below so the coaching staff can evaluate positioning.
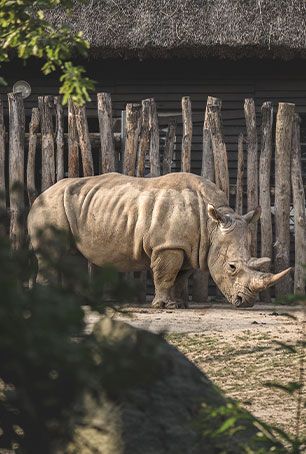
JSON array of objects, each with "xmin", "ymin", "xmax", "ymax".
[
  {"xmin": 68, "ymin": 100, "xmax": 79, "ymax": 178},
  {"xmin": 97, "ymin": 93, "xmax": 116, "ymax": 174},
  {"xmin": 181, "ymin": 96, "xmax": 192, "ymax": 173},
  {"xmin": 163, "ymin": 118, "xmax": 176, "ymax": 175},
  {"xmin": 137, "ymin": 99, "xmax": 150, "ymax": 177},
  {"xmin": 274, "ymin": 102, "xmax": 295, "ymax": 297},
  {"xmin": 235, "ymin": 133, "xmax": 244, "ymax": 215},
  {"xmin": 291, "ymin": 114, "xmax": 305, "ymax": 295},
  {"xmin": 123, "ymin": 103, "xmax": 141, "ymax": 176},
  {"xmin": 74, "ymin": 104, "xmax": 94, "ymax": 177},
  {"xmin": 0, "ymin": 96, "xmax": 6, "ymax": 232},
  {"xmin": 149, "ymin": 99, "xmax": 160, "ymax": 177},
  {"xmin": 259, "ymin": 102, "xmax": 273, "ymax": 303},
  {"xmin": 8, "ymin": 92, "xmax": 25, "ymax": 250},
  {"xmin": 27, "ymin": 108, "xmax": 40, "ymax": 206},
  {"xmin": 55, "ymin": 97, "xmax": 64, "ymax": 181},
  {"xmin": 207, "ymin": 97, "xmax": 229, "ymax": 201},
  {"xmin": 38, "ymin": 96, "xmax": 55, "ymax": 192},
  {"xmin": 244, "ymin": 98, "xmax": 258, "ymax": 256}
]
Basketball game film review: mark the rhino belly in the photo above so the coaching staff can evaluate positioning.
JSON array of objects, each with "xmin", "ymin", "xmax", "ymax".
[{"xmin": 64, "ymin": 183, "xmax": 150, "ymax": 272}]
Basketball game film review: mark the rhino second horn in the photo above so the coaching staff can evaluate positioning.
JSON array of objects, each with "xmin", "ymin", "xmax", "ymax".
[{"xmin": 251, "ymin": 267, "xmax": 292, "ymax": 291}]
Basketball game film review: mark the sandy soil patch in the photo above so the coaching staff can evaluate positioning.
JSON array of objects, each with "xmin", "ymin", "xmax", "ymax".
[{"xmin": 86, "ymin": 303, "xmax": 305, "ymax": 436}]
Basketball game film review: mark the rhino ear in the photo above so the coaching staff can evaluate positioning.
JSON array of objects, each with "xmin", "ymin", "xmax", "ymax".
[
  {"xmin": 207, "ymin": 204, "xmax": 226, "ymax": 224},
  {"xmin": 243, "ymin": 206, "xmax": 261, "ymax": 224}
]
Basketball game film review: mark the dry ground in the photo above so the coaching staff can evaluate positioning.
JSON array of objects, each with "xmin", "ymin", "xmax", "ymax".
[{"xmin": 87, "ymin": 303, "xmax": 305, "ymax": 437}]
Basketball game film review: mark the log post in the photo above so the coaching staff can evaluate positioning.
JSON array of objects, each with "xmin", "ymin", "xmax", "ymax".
[
  {"xmin": 0, "ymin": 96, "xmax": 6, "ymax": 231},
  {"xmin": 207, "ymin": 97, "xmax": 229, "ymax": 200},
  {"xmin": 291, "ymin": 114, "xmax": 305, "ymax": 295},
  {"xmin": 235, "ymin": 133, "xmax": 244, "ymax": 215},
  {"xmin": 74, "ymin": 104, "xmax": 94, "ymax": 177},
  {"xmin": 137, "ymin": 99, "xmax": 150, "ymax": 177},
  {"xmin": 38, "ymin": 96, "xmax": 55, "ymax": 192},
  {"xmin": 181, "ymin": 96, "xmax": 192, "ymax": 172},
  {"xmin": 244, "ymin": 98, "xmax": 258, "ymax": 256},
  {"xmin": 149, "ymin": 99, "xmax": 160, "ymax": 177},
  {"xmin": 135, "ymin": 99, "xmax": 151, "ymax": 302},
  {"xmin": 68, "ymin": 100, "xmax": 79, "ymax": 178},
  {"xmin": 163, "ymin": 117, "xmax": 176, "ymax": 175},
  {"xmin": 192, "ymin": 98, "xmax": 217, "ymax": 304},
  {"xmin": 74, "ymin": 103, "xmax": 95, "ymax": 281},
  {"xmin": 123, "ymin": 103, "xmax": 141, "ymax": 176},
  {"xmin": 97, "ymin": 93, "xmax": 116, "ymax": 173},
  {"xmin": 55, "ymin": 97, "xmax": 64, "ymax": 181},
  {"xmin": 259, "ymin": 102, "xmax": 273, "ymax": 302},
  {"xmin": 8, "ymin": 92, "xmax": 25, "ymax": 250},
  {"xmin": 201, "ymin": 98, "xmax": 215, "ymax": 182},
  {"xmin": 274, "ymin": 102, "xmax": 295, "ymax": 297},
  {"xmin": 26, "ymin": 108, "xmax": 40, "ymax": 206}
]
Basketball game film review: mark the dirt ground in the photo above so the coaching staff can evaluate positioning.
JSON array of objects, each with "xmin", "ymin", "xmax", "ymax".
[{"xmin": 86, "ymin": 302, "xmax": 305, "ymax": 437}]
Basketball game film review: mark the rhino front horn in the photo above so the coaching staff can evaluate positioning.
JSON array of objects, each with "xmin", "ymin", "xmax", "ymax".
[{"xmin": 251, "ymin": 267, "xmax": 292, "ymax": 291}]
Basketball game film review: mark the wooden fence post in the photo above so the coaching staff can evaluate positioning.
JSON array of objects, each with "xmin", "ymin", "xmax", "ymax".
[
  {"xmin": 135, "ymin": 99, "xmax": 151, "ymax": 302},
  {"xmin": 26, "ymin": 108, "xmax": 40, "ymax": 206},
  {"xmin": 68, "ymin": 100, "xmax": 79, "ymax": 178},
  {"xmin": 123, "ymin": 103, "xmax": 141, "ymax": 176},
  {"xmin": 207, "ymin": 97, "xmax": 229, "ymax": 201},
  {"xmin": 55, "ymin": 97, "xmax": 64, "ymax": 181},
  {"xmin": 235, "ymin": 133, "xmax": 244, "ymax": 215},
  {"xmin": 0, "ymin": 96, "xmax": 6, "ymax": 230},
  {"xmin": 137, "ymin": 99, "xmax": 150, "ymax": 177},
  {"xmin": 201, "ymin": 97, "xmax": 215, "ymax": 182},
  {"xmin": 274, "ymin": 102, "xmax": 295, "ymax": 297},
  {"xmin": 163, "ymin": 117, "xmax": 176, "ymax": 175},
  {"xmin": 192, "ymin": 98, "xmax": 216, "ymax": 304},
  {"xmin": 291, "ymin": 114, "xmax": 306, "ymax": 295},
  {"xmin": 149, "ymin": 99, "xmax": 160, "ymax": 177},
  {"xmin": 38, "ymin": 96, "xmax": 55, "ymax": 192},
  {"xmin": 74, "ymin": 104, "xmax": 94, "ymax": 177},
  {"xmin": 259, "ymin": 102, "xmax": 273, "ymax": 302},
  {"xmin": 97, "ymin": 93, "xmax": 116, "ymax": 173},
  {"xmin": 244, "ymin": 98, "xmax": 258, "ymax": 256},
  {"xmin": 8, "ymin": 92, "xmax": 25, "ymax": 250},
  {"xmin": 181, "ymin": 96, "xmax": 192, "ymax": 172},
  {"xmin": 74, "ymin": 103, "xmax": 95, "ymax": 281}
]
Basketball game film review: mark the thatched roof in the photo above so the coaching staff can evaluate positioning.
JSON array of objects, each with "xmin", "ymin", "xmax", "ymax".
[{"xmin": 48, "ymin": 0, "xmax": 306, "ymax": 59}]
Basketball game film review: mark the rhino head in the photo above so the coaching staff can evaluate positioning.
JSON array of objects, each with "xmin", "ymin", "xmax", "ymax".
[{"xmin": 207, "ymin": 204, "xmax": 291, "ymax": 308}]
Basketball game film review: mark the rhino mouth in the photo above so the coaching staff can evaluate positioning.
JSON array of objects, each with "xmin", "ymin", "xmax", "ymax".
[{"xmin": 234, "ymin": 295, "xmax": 254, "ymax": 308}]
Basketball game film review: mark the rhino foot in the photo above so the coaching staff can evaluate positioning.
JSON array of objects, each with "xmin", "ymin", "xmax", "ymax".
[
  {"xmin": 165, "ymin": 299, "xmax": 189, "ymax": 309},
  {"xmin": 151, "ymin": 298, "xmax": 188, "ymax": 309}
]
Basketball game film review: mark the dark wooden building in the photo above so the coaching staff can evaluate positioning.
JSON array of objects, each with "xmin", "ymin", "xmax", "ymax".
[
  {"xmin": 2, "ymin": 1, "xmax": 306, "ymax": 176},
  {"xmin": 2, "ymin": 0, "xmax": 306, "ymax": 184}
]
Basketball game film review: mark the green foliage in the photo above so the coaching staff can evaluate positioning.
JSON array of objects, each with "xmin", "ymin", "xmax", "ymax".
[
  {"xmin": 197, "ymin": 401, "xmax": 287, "ymax": 453},
  {"xmin": 0, "ymin": 0, "xmax": 95, "ymax": 105},
  {"xmin": 0, "ymin": 234, "xmax": 138, "ymax": 452}
]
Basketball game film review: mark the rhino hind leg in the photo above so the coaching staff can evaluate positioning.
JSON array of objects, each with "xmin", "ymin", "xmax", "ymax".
[{"xmin": 151, "ymin": 249, "xmax": 185, "ymax": 309}]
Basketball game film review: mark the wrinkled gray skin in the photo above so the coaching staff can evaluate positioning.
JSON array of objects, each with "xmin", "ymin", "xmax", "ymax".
[{"xmin": 28, "ymin": 172, "xmax": 291, "ymax": 309}]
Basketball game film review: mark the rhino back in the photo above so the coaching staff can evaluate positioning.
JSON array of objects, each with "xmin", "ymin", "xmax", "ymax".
[{"xmin": 61, "ymin": 173, "xmax": 225, "ymax": 271}]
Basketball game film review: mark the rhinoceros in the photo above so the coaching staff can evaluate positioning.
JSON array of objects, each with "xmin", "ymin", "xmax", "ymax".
[{"xmin": 28, "ymin": 172, "xmax": 291, "ymax": 308}]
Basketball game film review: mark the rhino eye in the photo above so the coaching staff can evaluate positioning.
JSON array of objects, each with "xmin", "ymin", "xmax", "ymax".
[{"xmin": 228, "ymin": 263, "xmax": 237, "ymax": 274}]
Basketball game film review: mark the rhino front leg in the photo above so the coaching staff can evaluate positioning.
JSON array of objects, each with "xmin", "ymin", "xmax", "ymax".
[
  {"xmin": 151, "ymin": 249, "xmax": 184, "ymax": 309},
  {"xmin": 171, "ymin": 269, "xmax": 193, "ymax": 308}
]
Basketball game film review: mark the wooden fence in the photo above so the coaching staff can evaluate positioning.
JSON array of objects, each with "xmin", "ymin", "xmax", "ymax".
[{"xmin": 0, "ymin": 92, "xmax": 305, "ymax": 300}]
